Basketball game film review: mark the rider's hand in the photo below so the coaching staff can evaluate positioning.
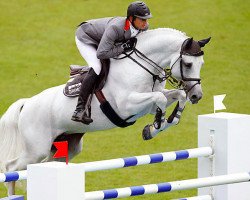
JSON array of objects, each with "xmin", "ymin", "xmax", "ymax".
[{"xmin": 121, "ymin": 37, "xmax": 137, "ymax": 52}]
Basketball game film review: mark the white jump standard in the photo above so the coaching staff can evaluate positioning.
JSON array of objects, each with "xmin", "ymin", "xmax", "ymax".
[{"xmin": 198, "ymin": 113, "xmax": 250, "ymax": 200}]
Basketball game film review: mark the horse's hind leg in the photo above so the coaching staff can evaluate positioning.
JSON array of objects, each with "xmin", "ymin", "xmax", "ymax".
[
  {"xmin": 6, "ymin": 148, "xmax": 51, "ymax": 196},
  {"xmin": 5, "ymin": 129, "xmax": 53, "ymax": 196},
  {"xmin": 6, "ymin": 136, "xmax": 52, "ymax": 171},
  {"xmin": 6, "ymin": 182, "xmax": 15, "ymax": 196}
]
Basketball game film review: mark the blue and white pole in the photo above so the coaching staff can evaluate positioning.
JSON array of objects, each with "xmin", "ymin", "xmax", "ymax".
[
  {"xmin": 0, "ymin": 170, "xmax": 27, "ymax": 183},
  {"xmin": 0, "ymin": 195, "xmax": 24, "ymax": 200},
  {"xmin": 84, "ymin": 172, "xmax": 250, "ymax": 200},
  {"xmin": 82, "ymin": 147, "xmax": 213, "ymax": 172},
  {"xmin": 176, "ymin": 195, "xmax": 212, "ymax": 200},
  {"xmin": 0, "ymin": 147, "xmax": 212, "ymax": 183}
]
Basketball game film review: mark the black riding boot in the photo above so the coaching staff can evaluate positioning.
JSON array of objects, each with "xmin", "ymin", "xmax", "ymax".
[{"xmin": 71, "ymin": 68, "xmax": 98, "ymax": 124}]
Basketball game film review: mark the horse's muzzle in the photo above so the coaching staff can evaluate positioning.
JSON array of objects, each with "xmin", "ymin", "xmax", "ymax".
[
  {"xmin": 183, "ymin": 81, "xmax": 203, "ymax": 104},
  {"xmin": 190, "ymin": 93, "xmax": 202, "ymax": 104}
]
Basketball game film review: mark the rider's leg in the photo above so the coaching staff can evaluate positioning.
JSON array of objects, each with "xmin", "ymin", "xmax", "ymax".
[
  {"xmin": 75, "ymin": 36, "xmax": 102, "ymax": 75},
  {"xmin": 71, "ymin": 37, "xmax": 101, "ymax": 124},
  {"xmin": 71, "ymin": 68, "xmax": 98, "ymax": 124}
]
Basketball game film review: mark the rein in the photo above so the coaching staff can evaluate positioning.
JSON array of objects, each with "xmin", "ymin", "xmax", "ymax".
[
  {"xmin": 115, "ymin": 37, "xmax": 203, "ymax": 93},
  {"xmin": 114, "ymin": 43, "xmax": 172, "ymax": 91},
  {"xmin": 124, "ymin": 49, "xmax": 168, "ymax": 91}
]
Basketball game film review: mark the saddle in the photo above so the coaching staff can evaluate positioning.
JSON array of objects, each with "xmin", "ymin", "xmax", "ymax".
[
  {"xmin": 64, "ymin": 60, "xmax": 110, "ymax": 97},
  {"xmin": 64, "ymin": 60, "xmax": 136, "ymax": 128}
]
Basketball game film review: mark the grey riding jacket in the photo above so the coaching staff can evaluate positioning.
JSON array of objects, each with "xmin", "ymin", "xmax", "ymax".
[{"xmin": 76, "ymin": 17, "xmax": 148, "ymax": 59}]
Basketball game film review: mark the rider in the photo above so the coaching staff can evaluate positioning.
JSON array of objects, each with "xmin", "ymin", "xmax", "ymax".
[{"xmin": 72, "ymin": 1, "xmax": 152, "ymax": 124}]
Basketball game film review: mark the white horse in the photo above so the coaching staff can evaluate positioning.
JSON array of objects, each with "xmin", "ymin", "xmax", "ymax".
[{"xmin": 0, "ymin": 28, "xmax": 210, "ymax": 195}]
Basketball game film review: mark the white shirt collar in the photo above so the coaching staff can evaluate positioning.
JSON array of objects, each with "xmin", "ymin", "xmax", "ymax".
[{"xmin": 130, "ymin": 23, "xmax": 139, "ymax": 37}]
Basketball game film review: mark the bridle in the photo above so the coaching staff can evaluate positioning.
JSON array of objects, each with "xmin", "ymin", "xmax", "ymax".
[
  {"xmin": 169, "ymin": 38, "xmax": 203, "ymax": 94},
  {"xmin": 116, "ymin": 37, "xmax": 204, "ymax": 93}
]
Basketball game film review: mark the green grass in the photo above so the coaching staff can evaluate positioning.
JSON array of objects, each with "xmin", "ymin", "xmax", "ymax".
[{"xmin": 0, "ymin": 0, "xmax": 249, "ymax": 199}]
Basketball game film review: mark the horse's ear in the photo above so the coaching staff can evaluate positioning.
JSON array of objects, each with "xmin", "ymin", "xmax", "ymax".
[
  {"xmin": 198, "ymin": 37, "xmax": 211, "ymax": 47},
  {"xmin": 185, "ymin": 37, "xmax": 193, "ymax": 49}
]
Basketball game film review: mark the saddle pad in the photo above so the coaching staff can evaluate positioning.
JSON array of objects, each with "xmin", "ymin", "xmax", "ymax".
[
  {"xmin": 63, "ymin": 70, "xmax": 88, "ymax": 97},
  {"xmin": 64, "ymin": 60, "xmax": 110, "ymax": 97}
]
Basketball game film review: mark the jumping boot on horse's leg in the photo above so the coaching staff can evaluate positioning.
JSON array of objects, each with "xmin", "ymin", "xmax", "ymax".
[{"xmin": 71, "ymin": 68, "xmax": 98, "ymax": 124}]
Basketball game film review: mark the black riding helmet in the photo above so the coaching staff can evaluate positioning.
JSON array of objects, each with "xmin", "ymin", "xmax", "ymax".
[{"xmin": 127, "ymin": 1, "xmax": 152, "ymax": 19}]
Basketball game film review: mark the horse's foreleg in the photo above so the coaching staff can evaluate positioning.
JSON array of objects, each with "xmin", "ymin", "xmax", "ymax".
[
  {"xmin": 162, "ymin": 89, "xmax": 187, "ymax": 124},
  {"xmin": 142, "ymin": 89, "xmax": 187, "ymax": 140},
  {"xmin": 162, "ymin": 89, "xmax": 187, "ymax": 107},
  {"xmin": 125, "ymin": 91, "xmax": 168, "ymax": 116}
]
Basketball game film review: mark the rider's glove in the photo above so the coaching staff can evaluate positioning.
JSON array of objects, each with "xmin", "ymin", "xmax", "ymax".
[{"xmin": 121, "ymin": 37, "xmax": 137, "ymax": 52}]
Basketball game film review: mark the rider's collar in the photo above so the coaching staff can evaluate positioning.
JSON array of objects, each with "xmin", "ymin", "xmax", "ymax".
[
  {"xmin": 130, "ymin": 22, "xmax": 139, "ymax": 37},
  {"xmin": 124, "ymin": 19, "xmax": 130, "ymax": 31},
  {"xmin": 124, "ymin": 19, "xmax": 139, "ymax": 37}
]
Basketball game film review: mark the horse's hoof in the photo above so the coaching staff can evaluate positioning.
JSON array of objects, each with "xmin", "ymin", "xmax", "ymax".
[{"xmin": 142, "ymin": 125, "xmax": 153, "ymax": 140}]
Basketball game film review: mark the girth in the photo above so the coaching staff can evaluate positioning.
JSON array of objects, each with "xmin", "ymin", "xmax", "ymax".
[{"xmin": 95, "ymin": 90, "xmax": 136, "ymax": 128}]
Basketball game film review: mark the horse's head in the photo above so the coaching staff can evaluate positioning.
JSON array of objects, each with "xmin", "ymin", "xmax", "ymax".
[{"xmin": 170, "ymin": 37, "xmax": 211, "ymax": 104}]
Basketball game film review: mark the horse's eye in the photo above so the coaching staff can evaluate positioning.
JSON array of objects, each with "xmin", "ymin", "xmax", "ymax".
[{"xmin": 185, "ymin": 63, "xmax": 192, "ymax": 68}]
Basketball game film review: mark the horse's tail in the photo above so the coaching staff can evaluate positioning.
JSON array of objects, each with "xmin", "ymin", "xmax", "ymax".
[{"xmin": 0, "ymin": 99, "xmax": 27, "ymax": 172}]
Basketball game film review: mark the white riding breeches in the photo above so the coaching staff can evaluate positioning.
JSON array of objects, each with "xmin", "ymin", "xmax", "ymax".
[{"xmin": 75, "ymin": 36, "xmax": 102, "ymax": 75}]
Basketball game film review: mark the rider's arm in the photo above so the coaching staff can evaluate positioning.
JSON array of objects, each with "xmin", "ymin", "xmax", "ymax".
[{"xmin": 97, "ymin": 25, "xmax": 124, "ymax": 59}]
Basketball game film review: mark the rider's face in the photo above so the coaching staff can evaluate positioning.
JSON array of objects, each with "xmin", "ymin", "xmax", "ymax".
[{"xmin": 130, "ymin": 17, "xmax": 149, "ymax": 30}]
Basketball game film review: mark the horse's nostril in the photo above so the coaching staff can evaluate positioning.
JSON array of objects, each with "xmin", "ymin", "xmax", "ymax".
[
  {"xmin": 191, "ymin": 95, "xmax": 198, "ymax": 100},
  {"xmin": 190, "ymin": 93, "xmax": 202, "ymax": 104}
]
